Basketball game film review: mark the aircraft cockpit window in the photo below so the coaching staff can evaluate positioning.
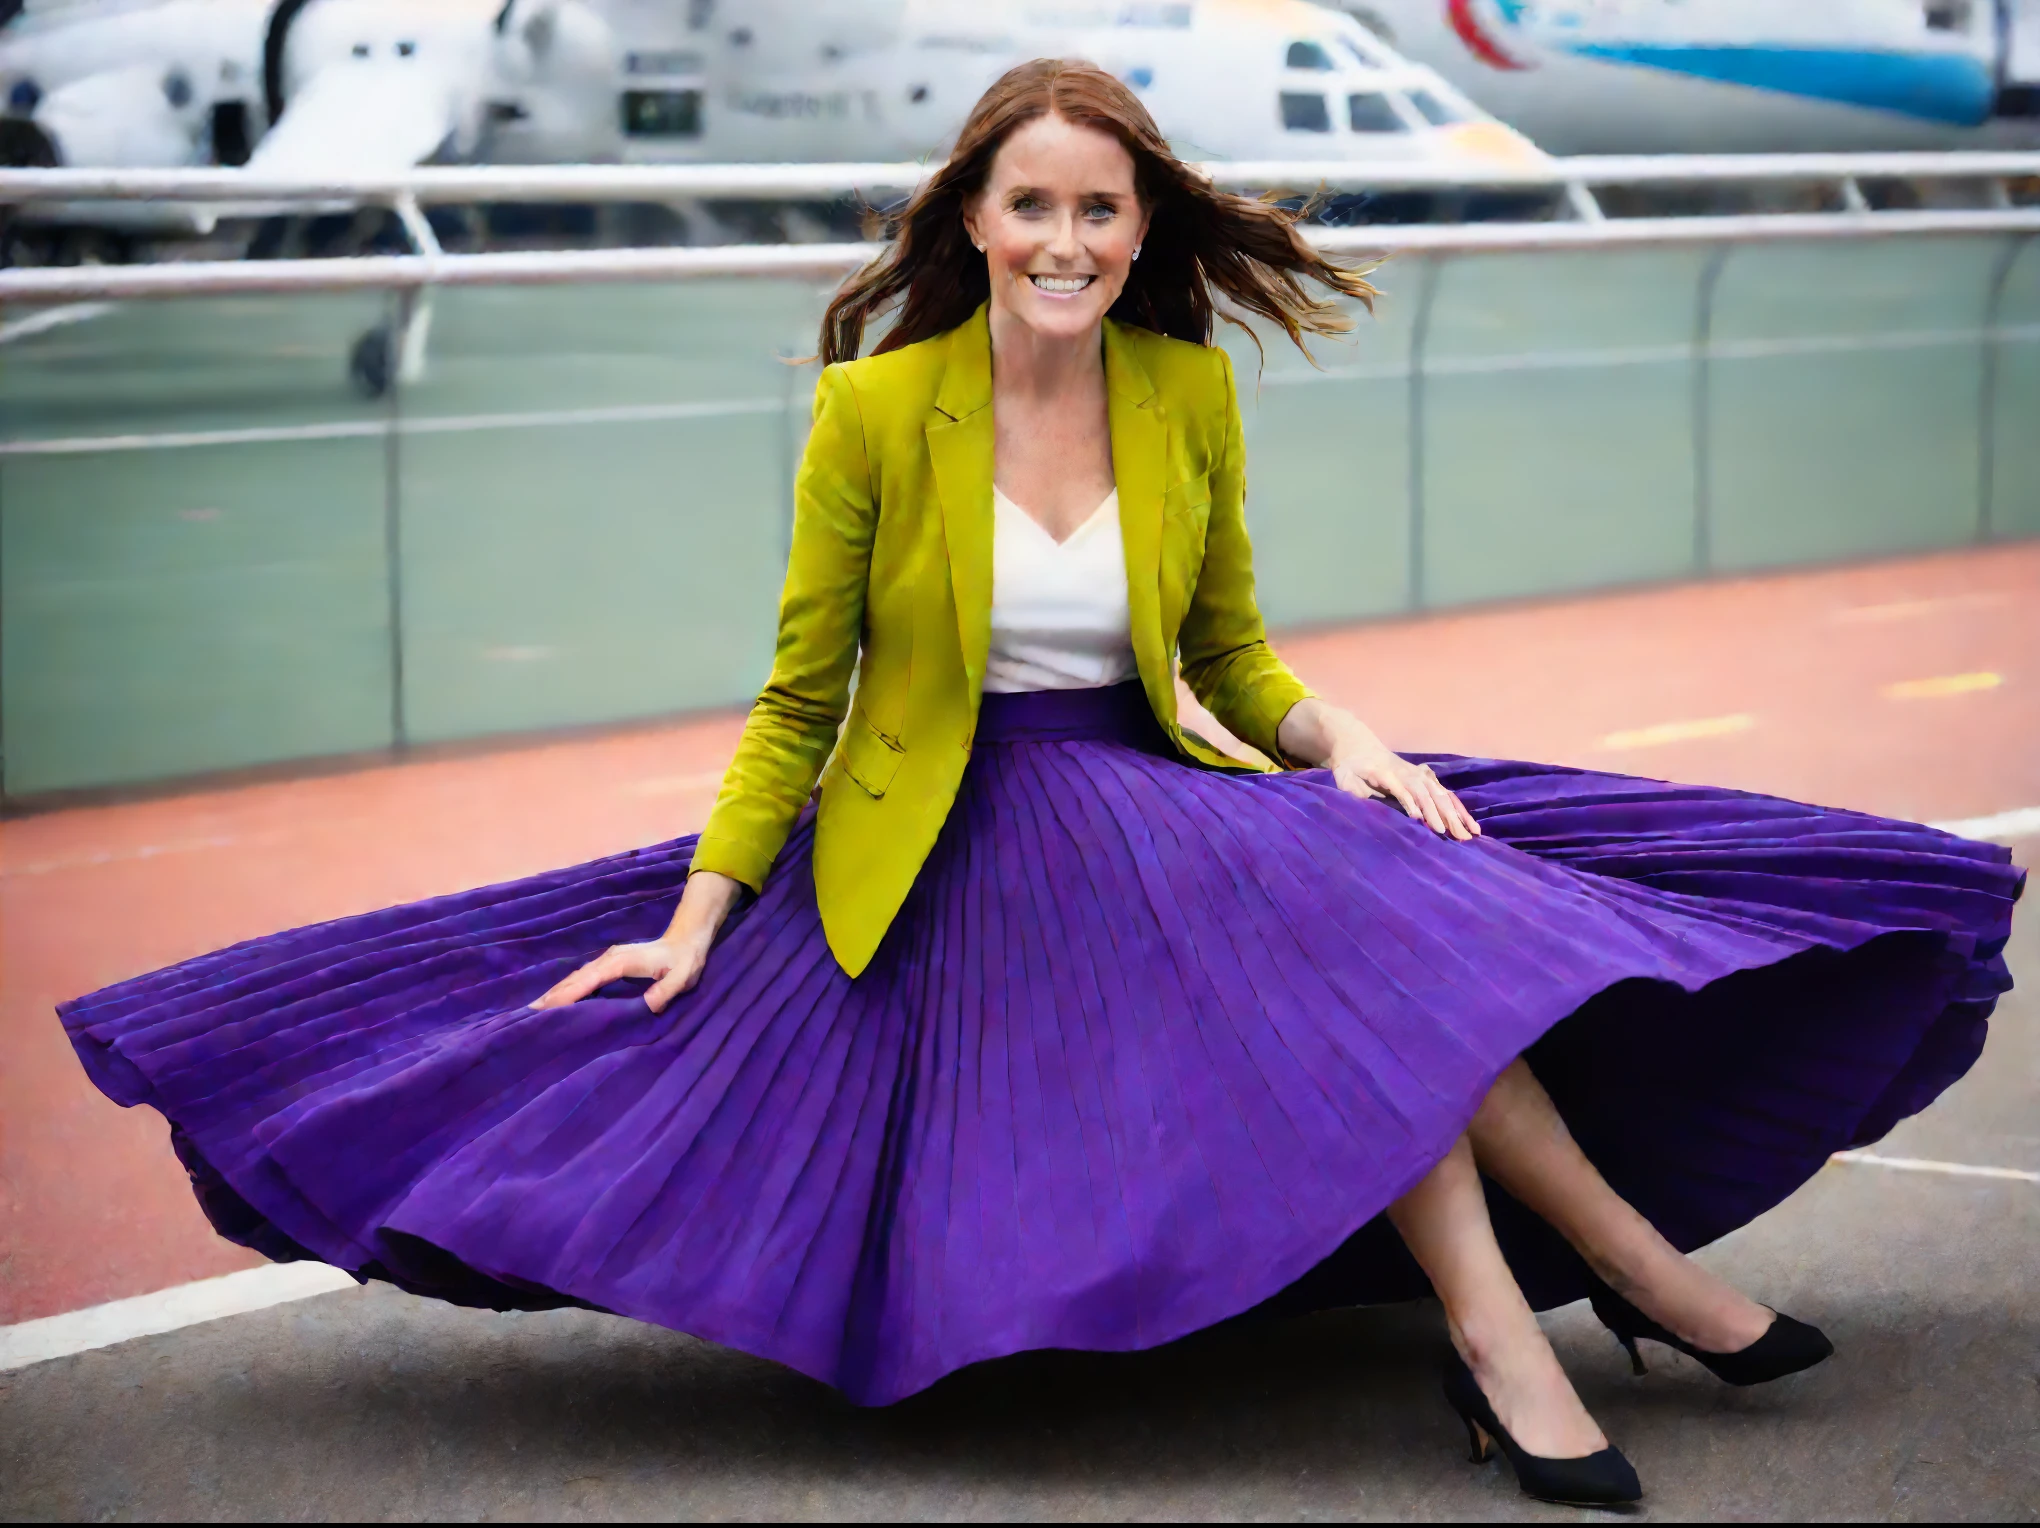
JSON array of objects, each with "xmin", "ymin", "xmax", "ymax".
[
  {"xmin": 1280, "ymin": 92, "xmax": 1332, "ymax": 132},
  {"xmin": 1285, "ymin": 41, "xmax": 1336, "ymax": 71},
  {"xmin": 1347, "ymin": 93, "xmax": 1408, "ymax": 134},
  {"xmin": 622, "ymin": 89, "xmax": 703, "ymax": 137},
  {"xmin": 1407, "ymin": 88, "xmax": 1468, "ymax": 126},
  {"xmin": 1340, "ymin": 36, "xmax": 1384, "ymax": 69}
]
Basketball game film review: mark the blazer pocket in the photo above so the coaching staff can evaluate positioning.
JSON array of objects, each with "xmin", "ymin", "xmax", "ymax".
[{"xmin": 840, "ymin": 714, "xmax": 905, "ymax": 798}]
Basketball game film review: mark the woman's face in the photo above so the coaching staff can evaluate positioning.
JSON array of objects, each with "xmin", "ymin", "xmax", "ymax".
[{"xmin": 965, "ymin": 113, "xmax": 1151, "ymax": 346}]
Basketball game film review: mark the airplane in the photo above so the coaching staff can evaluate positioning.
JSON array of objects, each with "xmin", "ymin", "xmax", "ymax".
[
  {"xmin": 0, "ymin": 0, "xmax": 1546, "ymax": 387},
  {"xmin": 1317, "ymin": 0, "xmax": 2040, "ymax": 153},
  {"xmin": 0, "ymin": 0, "xmax": 1544, "ymax": 184}
]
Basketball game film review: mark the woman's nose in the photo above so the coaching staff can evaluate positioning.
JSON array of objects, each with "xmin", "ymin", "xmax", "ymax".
[{"xmin": 1046, "ymin": 210, "xmax": 1081, "ymax": 260}]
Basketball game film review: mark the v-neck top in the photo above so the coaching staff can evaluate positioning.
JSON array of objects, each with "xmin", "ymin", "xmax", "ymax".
[{"xmin": 982, "ymin": 484, "xmax": 1139, "ymax": 695}]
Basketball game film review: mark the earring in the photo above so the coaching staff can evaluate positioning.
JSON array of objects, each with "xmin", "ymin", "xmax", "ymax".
[{"xmin": 1132, "ymin": 244, "xmax": 1142, "ymax": 261}]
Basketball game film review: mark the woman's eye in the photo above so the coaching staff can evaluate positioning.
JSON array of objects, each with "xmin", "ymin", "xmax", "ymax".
[{"xmin": 1085, "ymin": 203, "xmax": 1115, "ymax": 219}]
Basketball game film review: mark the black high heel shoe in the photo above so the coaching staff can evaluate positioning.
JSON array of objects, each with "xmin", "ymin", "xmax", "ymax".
[
  {"xmin": 1589, "ymin": 1285, "xmax": 1834, "ymax": 1386},
  {"xmin": 1441, "ymin": 1351, "xmax": 1643, "ymax": 1509}
]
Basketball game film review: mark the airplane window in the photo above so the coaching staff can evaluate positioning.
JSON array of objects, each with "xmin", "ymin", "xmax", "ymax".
[
  {"xmin": 621, "ymin": 89, "xmax": 703, "ymax": 137},
  {"xmin": 1407, "ymin": 89, "xmax": 1468, "ymax": 126},
  {"xmin": 1347, "ymin": 93, "xmax": 1408, "ymax": 133},
  {"xmin": 396, "ymin": 40, "xmax": 416, "ymax": 57},
  {"xmin": 351, "ymin": 42, "xmax": 369, "ymax": 57},
  {"xmin": 1280, "ymin": 92, "xmax": 1332, "ymax": 132},
  {"xmin": 1341, "ymin": 37, "xmax": 1382, "ymax": 69},
  {"xmin": 1285, "ymin": 41, "xmax": 1336, "ymax": 71}
]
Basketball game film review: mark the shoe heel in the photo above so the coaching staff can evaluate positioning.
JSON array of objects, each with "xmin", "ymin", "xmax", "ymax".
[
  {"xmin": 1462, "ymin": 1415, "xmax": 1494, "ymax": 1464},
  {"xmin": 1617, "ymin": 1333, "xmax": 1647, "ymax": 1376}
]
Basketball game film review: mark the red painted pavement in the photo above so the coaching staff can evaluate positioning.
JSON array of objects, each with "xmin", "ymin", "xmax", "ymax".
[{"xmin": 4, "ymin": 542, "xmax": 2034, "ymax": 1325}]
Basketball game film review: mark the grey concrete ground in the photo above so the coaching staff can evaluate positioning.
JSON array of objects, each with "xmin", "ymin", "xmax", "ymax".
[{"xmin": 4, "ymin": 890, "xmax": 2033, "ymax": 1522}]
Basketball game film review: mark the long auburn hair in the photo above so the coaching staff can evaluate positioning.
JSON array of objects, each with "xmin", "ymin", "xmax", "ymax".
[{"xmin": 818, "ymin": 58, "xmax": 1377, "ymax": 366}]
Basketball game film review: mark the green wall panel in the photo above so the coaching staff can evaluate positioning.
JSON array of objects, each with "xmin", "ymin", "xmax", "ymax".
[
  {"xmin": 390, "ymin": 281, "xmax": 821, "ymax": 743},
  {"xmin": 1706, "ymin": 237, "xmax": 2008, "ymax": 570},
  {"xmin": 1988, "ymin": 236, "xmax": 2040, "ymax": 540},
  {"xmin": 0, "ymin": 438, "xmax": 393, "ymax": 795},
  {"xmin": 1225, "ymin": 286, "xmax": 1415, "ymax": 627},
  {"xmin": 2, "ymin": 242, "xmax": 2032, "ymax": 803},
  {"xmin": 1419, "ymin": 247, "xmax": 1709, "ymax": 606},
  {"xmin": 1, "ymin": 293, "xmax": 397, "ymax": 797}
]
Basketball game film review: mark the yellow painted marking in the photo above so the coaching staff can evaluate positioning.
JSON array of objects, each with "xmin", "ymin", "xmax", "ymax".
[
  {"xmin": 1598, "ymin": 713, "xmax": 1755, "ymax": 751},
  {"xmin": 1833, "ymin": 591, "xmax": 2008, "ymax": 623},
  {"xmin": 621, "ymin": 771, "xmax": 725, "ymax": 798},
  {"xmin": 1881, "ymin": 671, "xmax": 2002, "ymax": 700}
]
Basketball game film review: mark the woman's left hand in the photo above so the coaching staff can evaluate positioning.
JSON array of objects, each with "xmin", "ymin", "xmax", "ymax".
[
  {"xmin": 1276, "ymin": 696, "xmax": 1481, "ymax": 842},
  {"xmin": 1326, "ymin": 740, "xmax": 1481, "ymax": 841}
]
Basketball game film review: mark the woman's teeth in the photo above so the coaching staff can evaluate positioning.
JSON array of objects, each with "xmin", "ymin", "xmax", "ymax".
[{"xmin": 1030, "ymin": 274, "xmax": 1094, "ymax": 294}]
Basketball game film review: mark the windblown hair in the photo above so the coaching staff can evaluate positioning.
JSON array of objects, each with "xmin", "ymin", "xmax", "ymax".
[{"xmin": 818, "ymin": 58, "xmax": 1377, "ymax": 365}]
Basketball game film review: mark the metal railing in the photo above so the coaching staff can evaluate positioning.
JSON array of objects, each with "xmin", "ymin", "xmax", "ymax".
[{"xmin": 3, "ymin": 153, "xmax": 2040, "ymax": 302}]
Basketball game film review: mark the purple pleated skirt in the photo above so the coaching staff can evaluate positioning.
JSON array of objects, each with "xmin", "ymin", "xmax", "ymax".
[{"xmin": 60, "ymin": 682, "xmax": 2022, "ymax": 1405}]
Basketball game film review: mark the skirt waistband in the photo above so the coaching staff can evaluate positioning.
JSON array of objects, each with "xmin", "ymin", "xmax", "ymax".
[{"xmin": 974, "ymin": 681, "xmax": 1170, "ymax": 749}]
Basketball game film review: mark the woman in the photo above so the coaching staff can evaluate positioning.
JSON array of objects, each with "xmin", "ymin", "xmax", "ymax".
[{"xmin": 62, "ymin": 61, "xmax": 2020, "ymax": 1508}]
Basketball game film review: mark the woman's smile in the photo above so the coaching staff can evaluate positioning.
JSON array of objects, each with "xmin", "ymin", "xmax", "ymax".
[{"xmin": 1028, "ymin": 273, "xmax": 1096, "ymax": 296}]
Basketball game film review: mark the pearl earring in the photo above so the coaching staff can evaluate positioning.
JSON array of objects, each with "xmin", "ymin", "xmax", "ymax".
[{"xmin": 1132, "ymin": 244, "xmax": 1142, "ymax": 261}]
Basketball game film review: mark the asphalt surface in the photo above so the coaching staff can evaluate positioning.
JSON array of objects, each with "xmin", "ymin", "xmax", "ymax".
[{"xmin": 2, "ymin": 865, "xmax": 2031, "ymax": 1523}]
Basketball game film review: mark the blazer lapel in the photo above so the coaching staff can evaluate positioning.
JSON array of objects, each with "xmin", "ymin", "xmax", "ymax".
[
  {"xmin": 927, "ymin": 308, "xmax": 996, "ymax": 698},
  {"xmin": 1103, "ymin": 320, "xmax": 1169, "ymax": 702}
]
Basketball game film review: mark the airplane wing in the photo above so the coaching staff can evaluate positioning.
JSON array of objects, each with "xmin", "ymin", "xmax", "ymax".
[{"xmin": 247, "ymin": 58, "xmax": 465, "ymax": 174}]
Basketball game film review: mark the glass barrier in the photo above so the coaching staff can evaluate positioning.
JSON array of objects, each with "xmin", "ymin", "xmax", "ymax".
[{"xmin": 2, "ymin": 233, "xmax": 2032, "ymax": 800}]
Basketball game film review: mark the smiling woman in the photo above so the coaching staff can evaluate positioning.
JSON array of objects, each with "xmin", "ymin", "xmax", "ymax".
[
  {"xmin": 817, "ymin": 56, "xmax": 1377, "ymax": 367},
  {"xmin": 55, "ymin": 52, "xmax": 2022, "ymax": 1518}
]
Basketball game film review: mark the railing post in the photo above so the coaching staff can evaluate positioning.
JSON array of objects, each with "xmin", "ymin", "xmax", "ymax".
[
  {"xmin": 384, "ymin": 288, "xmax": 410, "ymax": 753},
  {"xmin": 1978, "ymin": 233, "xmax": 2031, "ymax": 543},
  {"xmin": 1406, "ymin": 255, "xmax": 1444, "ymax": 613},
  {"xmin": 1691, "ymin": 244, "xmax": 1732, "ymax": 576}
]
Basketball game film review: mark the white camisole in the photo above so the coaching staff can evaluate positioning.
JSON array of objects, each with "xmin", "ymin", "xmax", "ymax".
[{"xmin": 982, "ymin": 484, "xmax": 1139, "ymax": 694}]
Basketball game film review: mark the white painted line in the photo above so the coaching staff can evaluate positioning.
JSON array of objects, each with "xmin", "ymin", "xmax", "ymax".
[
  {"xmin": 0, "ymin": 397, "xmax": 783, "ymax": 456},
  {"xmin": 1831, "ymin": 1150, "xmax": 2039, "ymax": 1183},
  {"xmin": 1260, "ymin": 324, "xmax": 2040, "ymax": 386},
  {"xmin": 0, "ymin": 300, "xmax": 116, "ymax": 345},
  {"xmin": 1928, "ymin": 805, "xmax": 2040, "ymax": 841},
  {"xmin": 0, "ymin": 1262, "xmax": 357, "ymax": 1372}
]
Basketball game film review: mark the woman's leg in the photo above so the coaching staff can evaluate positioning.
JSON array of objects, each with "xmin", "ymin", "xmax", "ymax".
[
  {"xmin": 1389, "ymin": 1135, "xmax": 1607, "ymax": 1459},
  {"xmin": 1468, "ymin": 1058, "xmax": 1772, "ymax": 1353}
]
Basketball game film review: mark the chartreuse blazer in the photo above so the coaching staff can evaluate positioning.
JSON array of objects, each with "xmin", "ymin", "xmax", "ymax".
[{"xmin": 690, "ymin": 303, "xmax": 1313, "ymax": 976}]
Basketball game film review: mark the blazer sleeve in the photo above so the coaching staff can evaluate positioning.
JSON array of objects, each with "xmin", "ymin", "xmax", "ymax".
[
  {"xmin": 1176, "ymin": 345, "xmax": 1314, "ymax": 763},
  {"xmin": 689, "ymin": 364, "xmax": 875, "ymax": 890}
]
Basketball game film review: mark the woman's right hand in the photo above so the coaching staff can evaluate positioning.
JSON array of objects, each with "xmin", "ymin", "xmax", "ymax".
[{"xmin": 531, "ymin": 869, "xmax": 745, "ymax": 1015}]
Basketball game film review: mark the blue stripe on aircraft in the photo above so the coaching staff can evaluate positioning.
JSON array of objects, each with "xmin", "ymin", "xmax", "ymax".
[{"xmin": 1564, "ymin": 44, "xmax": 1996, "ymax": 126}]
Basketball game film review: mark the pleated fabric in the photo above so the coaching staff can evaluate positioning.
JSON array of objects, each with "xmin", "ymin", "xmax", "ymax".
[{"xmin": 60, "ymin": 682, "xmax": 2022, "ymax": 1405}]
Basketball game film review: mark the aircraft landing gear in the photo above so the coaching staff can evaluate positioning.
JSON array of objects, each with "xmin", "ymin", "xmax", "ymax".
[
  {"xmin": 347, "ymin": 290, "xmax": 433, "ymax": 400},
  {"xmin": 348, "ymin": 324, "xmax": 395, "ymax": 398}
]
